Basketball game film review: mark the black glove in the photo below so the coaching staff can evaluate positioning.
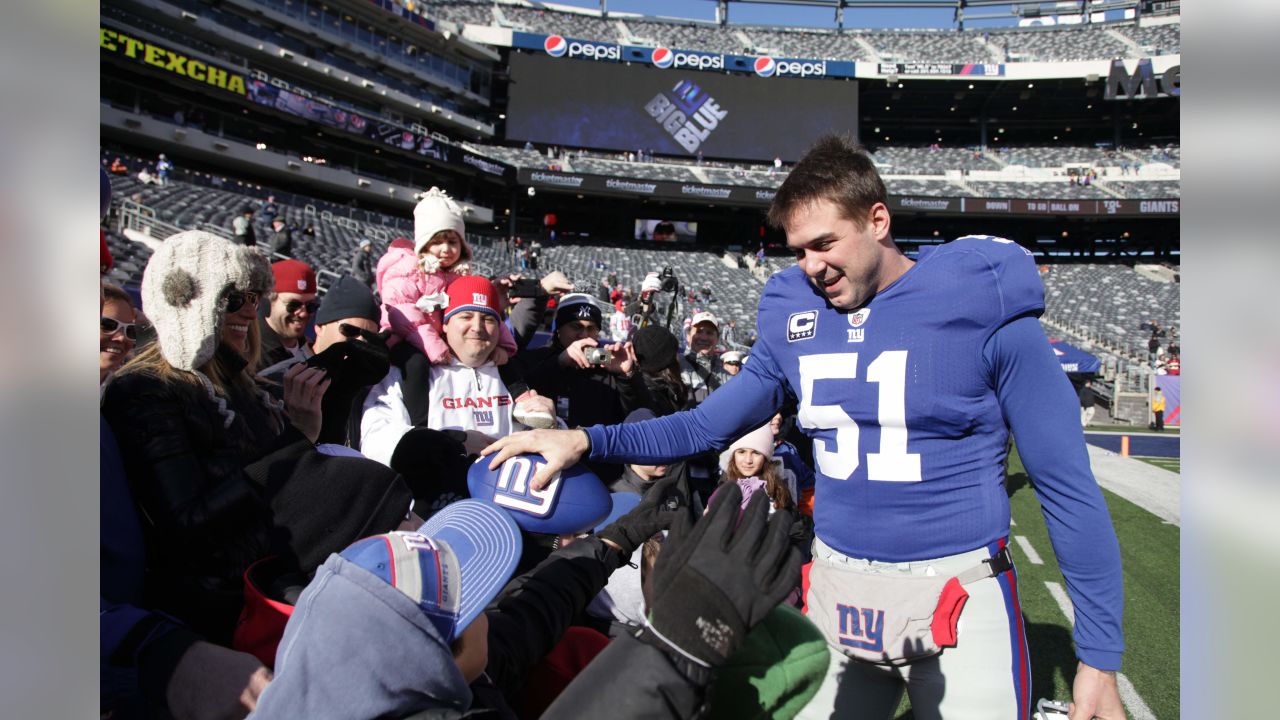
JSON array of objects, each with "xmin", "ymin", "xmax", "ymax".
[
  {"xmin": 641, "ymin": 484, "xmax": 802, "ymax": 668},
  {"xmin": 596, "ymin": 474, "xmax": 687, "ymax": 562}
]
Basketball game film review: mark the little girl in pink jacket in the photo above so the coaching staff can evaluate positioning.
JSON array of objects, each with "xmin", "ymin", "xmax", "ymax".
[{"xmin": 376, "ymin": 187, "xmax": 515, "ymax": 363}]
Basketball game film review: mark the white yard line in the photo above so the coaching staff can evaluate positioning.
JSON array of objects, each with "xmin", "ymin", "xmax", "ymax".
[
  {"xmin": 1013, "ymin": 535, "xmax": 1044, "ymax": 565},
  {"xmin": 1043, "ymin": 581, "xmax": 1157, "ymax": 720}
]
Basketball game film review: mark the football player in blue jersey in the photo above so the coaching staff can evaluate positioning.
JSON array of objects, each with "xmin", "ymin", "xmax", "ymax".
[{"xmin": 483, "ymin": 135, "xmax": 1125, "ymax": 720}]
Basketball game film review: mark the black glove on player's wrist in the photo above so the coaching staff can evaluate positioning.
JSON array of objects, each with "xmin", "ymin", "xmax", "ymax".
[
  {"xmin": 642, "ymin": 484, "xmax": 802, "ymax": 667},
  {"xmin": 596, "ymin": 474, "xmax": 686, "ymax": 561}
]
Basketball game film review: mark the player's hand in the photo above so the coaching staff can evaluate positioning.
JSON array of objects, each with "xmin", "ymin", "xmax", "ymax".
[
  {"xmin": 559, "ymin": 337, "xmax": 598, "ymax": 369},
  {"xmin": 481, "ymin": 428, "xmax": 590, "ymax": 490},
  {"xmin": 1068, "ymin": 662, "xmax": 1124, "ymax": 719},
  {"xmin": 166, "ymin": 641, "xmax": 273, "ymax": 720}
]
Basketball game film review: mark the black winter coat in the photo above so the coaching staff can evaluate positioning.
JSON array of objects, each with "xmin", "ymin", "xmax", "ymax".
[
  {"xmin": 101, "ymin": 346, "xmax": 312, "ymax": 643},
  {"xmin": 269, "ymin": 226, "xmax": 292, "ymax": 257}
]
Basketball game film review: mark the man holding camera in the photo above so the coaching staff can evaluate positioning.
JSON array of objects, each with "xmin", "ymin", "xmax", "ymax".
[
  {"xmin": 516, "ymin": 294, "xmax": 653, "ymax": 481},
  {"xmin": 679, "ymin": 311, "xmax": 732, "ymax": 408}
]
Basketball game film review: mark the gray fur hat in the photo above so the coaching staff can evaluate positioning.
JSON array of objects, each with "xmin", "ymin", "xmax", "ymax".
[{"xmin": 142, "ymin": 230, "xmax": 273, "ymax": 371}]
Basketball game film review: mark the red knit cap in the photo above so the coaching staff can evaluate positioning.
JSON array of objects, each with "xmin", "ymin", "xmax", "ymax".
[
  {"xmin": 443, "ymin": 275, "xmax": 501, "ymax": 322},
  {"xmin": 271, "ymin": 259, "xmax": 316, "ymax": 294}
]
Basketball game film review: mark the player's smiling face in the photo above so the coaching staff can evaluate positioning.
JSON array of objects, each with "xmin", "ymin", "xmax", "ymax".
[{"xmin": 785, "ymin": 198, "xmax": 895, "ymax": 311}]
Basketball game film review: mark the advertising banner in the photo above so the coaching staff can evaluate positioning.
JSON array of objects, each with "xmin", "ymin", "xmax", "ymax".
[
  {"xmin": 513, "ymin": 31, "xmax": 856, "ymax": 79},
  {"xmin": 877, "ymin": 62, "xmax": 1004, "ymax": 77},
  {"xmin": 101, "ymin": 26, "xmax": 249, "ymax": 96},
  {"xmin": 1049, "ymin": 340, "xmax": 1102, "ymax": 374},
  {"xmin": 1156, "ymin": 375, "xmax": 1180, "ymax": 426},
  {"xmin": 522, "ymin": 170, "xmax": 1179, "ymax": 216},
  {"xmin": 104, "ymin": 25, "xmax": 513, "ymax": 180}
]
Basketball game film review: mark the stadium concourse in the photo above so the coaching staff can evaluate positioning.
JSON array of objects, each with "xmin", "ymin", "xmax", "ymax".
[{"xmin": 100, "ymin": 0, "xmax": 1179, "ymax": 717}]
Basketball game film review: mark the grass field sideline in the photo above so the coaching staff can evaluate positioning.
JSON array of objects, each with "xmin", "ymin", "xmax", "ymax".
[
  {"xmin": 1136, "ymin": 456, "xmax": 1181, "ymax": 473},
  {"xmin": 1087, "ymin": 424, "xmax": 1181, "ymax": 435},
  {"xmin": 892, "ymin": 448, "xmax": 1179, "ymax": 719}
]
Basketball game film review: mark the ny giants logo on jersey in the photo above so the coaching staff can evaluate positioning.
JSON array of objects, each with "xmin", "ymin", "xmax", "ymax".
[
  {"xmin": 474, "ymin": 410, "xmax": 494, "ymax": 427},
  {"xmin": 788, "ymin": 310, "xmax": 818, "ymax": 342},
  {"xmin": 836, "ymin": 603, "xmax": 885, "ymax": 652},
  {"xmin": 847, "ymin": 307, "xmax": 870, "ymax": 343}
]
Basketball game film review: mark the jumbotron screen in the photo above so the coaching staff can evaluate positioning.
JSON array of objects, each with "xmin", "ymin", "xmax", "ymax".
[{"xmin": 504, "ymin": 53, "xmax": 858, "ymax": 163}]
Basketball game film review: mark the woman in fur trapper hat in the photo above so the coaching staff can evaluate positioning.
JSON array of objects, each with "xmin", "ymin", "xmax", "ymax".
[{"xmin": 101, "ymin": 231, "xmax": 408, "ymax": 643}]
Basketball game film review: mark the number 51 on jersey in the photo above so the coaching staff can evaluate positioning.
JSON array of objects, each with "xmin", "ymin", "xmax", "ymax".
[{"xmin": 797, "ymin": 351, "xmax": 922, "ymax": 483}]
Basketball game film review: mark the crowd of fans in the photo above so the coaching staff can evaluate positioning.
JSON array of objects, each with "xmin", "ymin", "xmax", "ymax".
[
  {"xmin": 100, "ymin": 171, "xmax": 818, "ymax": 719},
  {"xmin": 425, "ymin": 0, "xmax": 1178, "ymax": 64}
]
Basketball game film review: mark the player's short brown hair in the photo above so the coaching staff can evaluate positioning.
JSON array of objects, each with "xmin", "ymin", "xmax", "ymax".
[{"xmin": 766, "ymin": 134, "xmax": 887, "ymax": 231}]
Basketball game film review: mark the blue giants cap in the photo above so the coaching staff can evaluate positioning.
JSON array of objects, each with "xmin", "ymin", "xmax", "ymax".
[{"xmin": 340, "ymin": 499, "xmax": 521, "ymax": 642}]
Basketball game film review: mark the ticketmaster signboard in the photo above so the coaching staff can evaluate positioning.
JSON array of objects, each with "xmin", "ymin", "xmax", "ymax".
[
  {"xmin": 894, "ymin": 196, "xmax": 1179, "ymax": 216},
  {"xmin": 877, "ymin": 62, "xmax": 1004, "ymax": 77},
  {"xmin": 519, "ymin": 169, "xmax": 1179, "ymax": 216},
  {"xmin": 512, "ymin": 31, "xmax": 855, "ymax": 79}
]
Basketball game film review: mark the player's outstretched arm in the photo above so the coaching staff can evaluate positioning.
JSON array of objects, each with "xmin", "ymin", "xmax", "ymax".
[
  {"xmin": 481, "ymin": 428, "xmax": 590, "ymax": 490},
  {"xmin": 1069, "ymin": 662, "xmax": 1124, "ymax": 720}
]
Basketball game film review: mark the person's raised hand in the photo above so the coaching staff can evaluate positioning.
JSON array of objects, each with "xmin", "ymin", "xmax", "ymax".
[
  {"xmin": 540, "ymin": 270, "xmax": 573, "ymax": 296},
  {"xmin": 603, "ymin": 341, "xmax": 635, "ymax": 376},
  {"xmin": 559, "ymin": 337, "xmax": 599, "ymax": 369},
  {"xmin": 596, "ymin": 473, "xmax": 687, "ymax": 562},
  {"xmin": 494, "ymin": 273, "xmax": 521, "ymax": 311},
  {"xmin": 166, "ymin": 641, "xmax": 273, "ymax": 720},
  {"xmin": 513, "ymin": 390, "xmax": 557, "ymax": 429},
  {"xmin": 1068, "ymin": 662, "xmax": 1125, "ymax": 720},
  {"xmin": 642, "ymin": 485, "xmax": 802, "ymax": 668},
  {"xmin": 481, "ymin": 428, "xmax": 590, "ymax": 491},
  {"xmin": 283, "ymin": 362, "xmax": 330, "ymax": 443}
]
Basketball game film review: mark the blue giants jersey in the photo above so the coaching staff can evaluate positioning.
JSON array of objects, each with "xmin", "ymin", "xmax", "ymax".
[
  {"xmin": 586, "ymin": 235, "xmax": 1123, "ymax": 669},
  {"xmin": 747, "ymin": 235, "xmax": 1044, "ymax": 561}
]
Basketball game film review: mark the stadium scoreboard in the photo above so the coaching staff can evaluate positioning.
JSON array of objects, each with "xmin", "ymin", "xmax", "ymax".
[{"xmin": 504, "ymin": 52, "xmax": 858, "ymax": 163}]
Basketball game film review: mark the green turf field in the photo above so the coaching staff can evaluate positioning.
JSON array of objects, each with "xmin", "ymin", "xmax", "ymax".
[
  {"xmin": 1135, "ymin": 456, "xmax": 1181, "ymax": 474},
  {"xmin": 1086, "ymin": 424, "xmax": 1180, "ymax": 435},
  {"xmin": 893, "ymin": 448, "xmax": 1179, "ymax": 719}
]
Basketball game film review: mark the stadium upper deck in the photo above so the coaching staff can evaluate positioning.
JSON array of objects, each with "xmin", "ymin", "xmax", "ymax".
[{"xmin": 424, "ymin": 0, "xmax": 1179, "ymax": 64}]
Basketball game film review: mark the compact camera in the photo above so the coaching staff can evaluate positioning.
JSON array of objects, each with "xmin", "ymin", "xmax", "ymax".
[{"xmin": 584, "ymin": 347, "xmax": 612, "ymax": 366}]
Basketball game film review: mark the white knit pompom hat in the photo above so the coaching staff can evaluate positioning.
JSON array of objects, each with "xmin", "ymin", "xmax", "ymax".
[
  {"xmin": 141, "ymin": 230, "xmax": 272, "ymax": 372},
  {"xmin": 413, "ymin": 187, "xmax": 471, "ymax": 262}
]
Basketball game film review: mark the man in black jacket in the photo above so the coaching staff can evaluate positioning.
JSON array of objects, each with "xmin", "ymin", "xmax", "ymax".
[
  {"xmin": 268, "ymin": 217, "xmax": 292, "ymax": 257},
  {"xmin": 516, "ymin": 294, "xmax": 654, "ymax": 482},
  {"xmin": 350, "ymin": 238, "xmax": 376, "ymax": 288}
]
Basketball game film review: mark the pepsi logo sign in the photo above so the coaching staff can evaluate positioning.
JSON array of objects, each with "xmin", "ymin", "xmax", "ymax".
[
  {"xmin": 651, "ymin": 47, "xmax": 674, "ymax": 69},
  {"xmin": 542, "ymin": 36, "xmax": 621, "ymax": 61},
  {"xmin": 753, "ymin": 56, "xmax": 776, "ymax": 77},
  {"xmin": 544, "ymin": 35, "xmax": 567, "ymax": 57}
]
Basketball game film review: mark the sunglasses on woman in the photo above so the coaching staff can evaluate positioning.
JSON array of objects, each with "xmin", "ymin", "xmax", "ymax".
[
  {"xmin": 223, "ymin": 290, "xmax": 261, "ymax": 314},
  {"xmin": 100, "ymin": 316, "xmax": 138, "ymax": 341}
]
